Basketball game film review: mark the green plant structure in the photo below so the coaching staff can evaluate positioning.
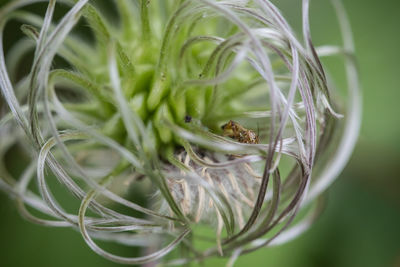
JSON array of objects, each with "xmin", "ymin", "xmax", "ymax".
[{"xmin": 0, "ymin": 0, "xmax": 360, "ymax": 265}]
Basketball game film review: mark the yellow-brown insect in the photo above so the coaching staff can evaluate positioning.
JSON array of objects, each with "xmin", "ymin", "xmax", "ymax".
[{"xmin": 221, "ymin": 120, "xmax": 259, "ymax": 144}]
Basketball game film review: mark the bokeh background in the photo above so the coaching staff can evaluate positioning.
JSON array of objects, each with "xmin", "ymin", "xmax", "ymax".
[{"xmin": 0, "ymin": 0, "xmax": 399, "ymax": 266}]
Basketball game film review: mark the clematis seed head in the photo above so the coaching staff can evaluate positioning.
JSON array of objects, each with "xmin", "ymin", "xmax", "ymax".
[{"xmin": 0, "ymin": 0, "xmax": 361, "ymax": 265}]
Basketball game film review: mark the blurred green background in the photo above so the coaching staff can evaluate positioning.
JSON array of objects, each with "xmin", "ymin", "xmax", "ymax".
[{"xmin": 0, "ymin": 0, "xmax": 399, "ymax": 266}]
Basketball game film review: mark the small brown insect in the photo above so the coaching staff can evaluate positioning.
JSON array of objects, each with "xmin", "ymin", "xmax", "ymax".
[
  {"xmin": 221, "ymin": 120, "xmax": 259, "ymax": 144},
  {"xmin": 184, "ymin": 115, "xmax": 192, "ymax": 123}
]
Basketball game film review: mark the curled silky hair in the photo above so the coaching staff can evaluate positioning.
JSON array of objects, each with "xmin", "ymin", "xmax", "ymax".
[{"xmin": 0, "ymin": 0, "xmax": 360, "ymax": 265}]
